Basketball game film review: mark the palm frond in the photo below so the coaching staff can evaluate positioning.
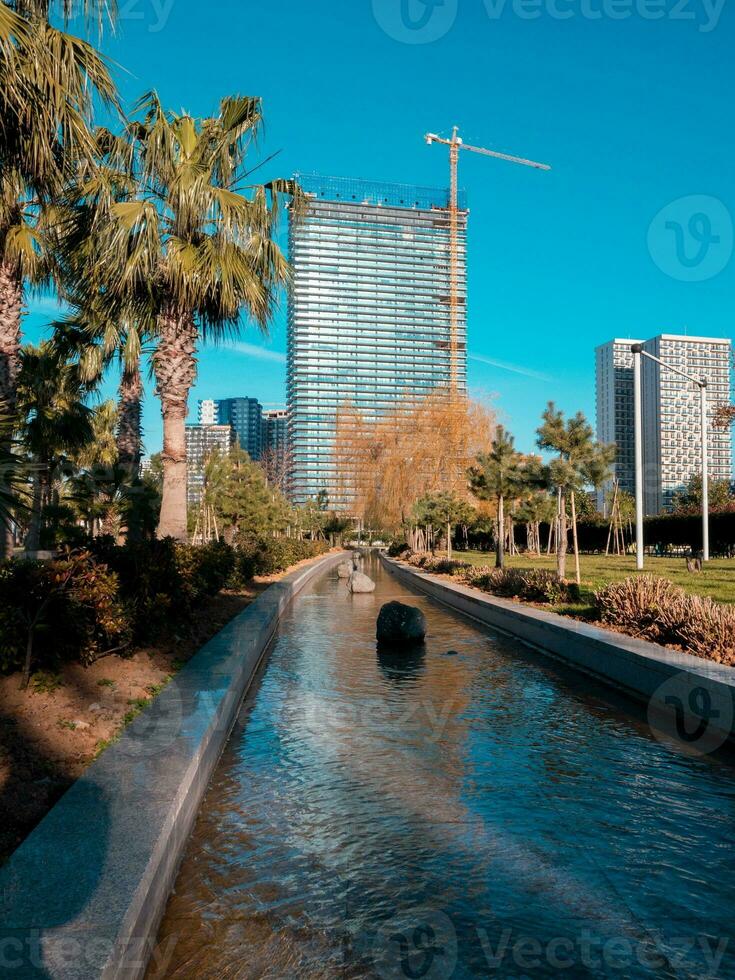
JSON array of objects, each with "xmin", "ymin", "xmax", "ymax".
[{"xmin": 0, "ymin": 399, "xmax": 30, "ymax": 529}]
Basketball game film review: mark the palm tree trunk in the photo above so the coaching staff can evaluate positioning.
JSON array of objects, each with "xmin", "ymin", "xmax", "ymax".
[
  {"xmin": 153, "ymin": 313, "xmax": 197, "ymax": 542},
  {"xmin": 0, "ymin": 260, "xmax": 22, "ymax": 559},
  {"xmin": 25, "ymin": 463, "xmax": 43, "ymax": 553},
  {"xmin": 117, "ymin": 361, "xmax": 143, "ymax": 478},
  {"xmin": 496, "ymin": 494, "xmax": 505, "ymax": 569}
]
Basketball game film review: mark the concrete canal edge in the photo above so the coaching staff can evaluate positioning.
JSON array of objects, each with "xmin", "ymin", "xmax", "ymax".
[
  {"xmin": 383, "ymin": 555, "xmax": 735, "ymax": 746},
  {"xmin": 0, "ymin": 550, "xmax": 349, "ymax": 980}
]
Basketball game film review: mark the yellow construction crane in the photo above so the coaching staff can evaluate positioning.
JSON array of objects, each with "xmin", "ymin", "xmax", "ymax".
[{"xmin": 425, "ymin": 126, "xmax": 551, "ymax": 390}]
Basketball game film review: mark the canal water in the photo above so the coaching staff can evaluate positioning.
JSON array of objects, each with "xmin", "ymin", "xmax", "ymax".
[{"xmin": 149, "ymin": 556, "xmax": 735, "ymax": 979}]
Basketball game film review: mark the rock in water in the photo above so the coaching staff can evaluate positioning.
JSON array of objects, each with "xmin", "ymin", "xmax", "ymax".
[
  {"xmin": 337, "ymin": 560, "xmax": 354, "ymax": 579},
  {"xmin": 348, "ymin": 571, "xmax": 376, "ymax": 593},
  {"xmin": 376, "ymin": 601, "xmax": 427, "ymax": 643}
]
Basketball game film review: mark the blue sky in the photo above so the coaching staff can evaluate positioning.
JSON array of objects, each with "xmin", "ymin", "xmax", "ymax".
[{"xmin": 26, "ymin": 0, "xmax": 735, "ymax": 456}]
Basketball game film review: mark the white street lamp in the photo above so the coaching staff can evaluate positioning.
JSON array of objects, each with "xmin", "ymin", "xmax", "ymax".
[
  {"xmin": 631, "ymin": 344, "xmax": 710, "ymax": 568},
  {"xmin": 633, "ymin": 345, "xmax": 645, "ymax": 570}
]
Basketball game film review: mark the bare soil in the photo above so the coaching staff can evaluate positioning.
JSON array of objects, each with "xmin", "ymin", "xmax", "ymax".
[{"xmin": 0, "ymin": 580, "xmax": 279, "ymax": 864}]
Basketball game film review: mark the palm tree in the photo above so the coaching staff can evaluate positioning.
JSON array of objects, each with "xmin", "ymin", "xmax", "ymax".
[
  {"xmin": 84, "ymin": 93, "xmax": 300, "ymax": 541},
  {"xmin": 468, "ymin": 427, "xmax": 545, "ymax": 569},
  {"xmin": 9, "ymin": 1, "xmax": 117, "ymax": 25},
  {"xmin": 72, "ymin": 398, "xmax": 117, "ymax": 469},
  {"xmin": 16, "ymin": 342, "xmax": 93, "ymax": 550},
  {"xmin": 54, "ymin": 313, "xmax": 149, "ymax": 479},
  {"xmin": 52, "ymin": 309, "xmax": 159, "ymax": 541},
  {"xmin": 0, "ymin": 2, "xmax": 117, "ymax": 554},
  {"xmin": 0, "ymin": 5, "xmax": 118, "ymax": 406},
  {"xmin": 55, "ymin": 124, "xmax": 155, "ymax": 480},
  {"xmin": 82, "ymin": 324, "xmax": 146, "ymax": 478},
  {"xmin": 0, "ymin": 398, "xmax": 28, "ymax": 541}
]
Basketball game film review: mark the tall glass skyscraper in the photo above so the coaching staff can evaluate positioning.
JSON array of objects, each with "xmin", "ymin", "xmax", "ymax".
[
  {"xmin": 287, "ymin": 174, "xmax": 468, "ymax": 508},
  {"xmin": 198, "ymin": 397, "xmax": 263, "ymax": 459}
]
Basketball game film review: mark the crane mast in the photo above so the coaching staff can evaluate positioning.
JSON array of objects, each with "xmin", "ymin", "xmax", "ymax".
[
  {"xmin": 425, "ymin": 126, "xmax": 550, "ymax": 392},
  {"xmin": 448, "ymin": 128, "xmax": 461, "ymax": 391}
]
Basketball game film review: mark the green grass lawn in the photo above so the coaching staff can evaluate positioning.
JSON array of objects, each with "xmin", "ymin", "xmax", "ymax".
[{"xmin": 457, "ymin": 551, "xmax": 735, "ymax": 605}]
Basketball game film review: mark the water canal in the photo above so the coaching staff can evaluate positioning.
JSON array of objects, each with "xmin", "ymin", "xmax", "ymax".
[{"xmin": 148, "ymin": 555, "xmax": 735, "ymax": 979}]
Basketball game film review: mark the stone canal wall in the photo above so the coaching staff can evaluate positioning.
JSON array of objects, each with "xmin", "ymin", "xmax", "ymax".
[
  {"xmin": 0, "ymin": 550, "xmax": 348, "ymax": 980},
  {"xmin": 383, "ymin": 555, "xmax": 735, "ymax": 750}
]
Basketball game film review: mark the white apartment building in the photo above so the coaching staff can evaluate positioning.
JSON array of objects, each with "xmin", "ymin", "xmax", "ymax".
[
  {"xmin": 197, "ymin": 399, "xmax": 217, "ymax": 425},
  {"xmin": 596, "ymin": 333, "xmax": 732, "ymax": 515},
  {"xmin": 642, "ymin": 334, "xmax": 732, "ymax": 514},
  {"xmin": 185, "ymin": 424, "xmax": 233, "ymax": 508}
]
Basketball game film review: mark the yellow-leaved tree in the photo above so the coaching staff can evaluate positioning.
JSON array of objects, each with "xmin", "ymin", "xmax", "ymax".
[{"xmin": 334, "ymin": 389, "xmax": 495, "ymax": 535}]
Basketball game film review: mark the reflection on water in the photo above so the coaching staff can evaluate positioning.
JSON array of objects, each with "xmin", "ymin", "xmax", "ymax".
[
  {"xmin": 376, "ymin": 640, "xmax": 426, "ymax": 684},
  {"xmin": 149, "ymin": 556, "xmax": 735, "ymax": 979}
]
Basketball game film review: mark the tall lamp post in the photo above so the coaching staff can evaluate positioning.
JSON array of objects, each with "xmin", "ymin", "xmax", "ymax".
[{"xmin": 631, "ymin": 343, "xmax": 710, "ymax": 569}]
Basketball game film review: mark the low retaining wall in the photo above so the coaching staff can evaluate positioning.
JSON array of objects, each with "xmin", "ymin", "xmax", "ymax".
[
  {"xmin": 383, "ymin": 556, "xmax": 735, "ymax": 748},
  {"xmin": 0, "ymin": 550, "xmax": 347, "ymax": 980}
]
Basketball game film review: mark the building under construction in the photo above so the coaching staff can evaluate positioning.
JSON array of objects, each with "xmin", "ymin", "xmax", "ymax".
[{"xmin": 287, "ymin": 174, "xmax": 468, "ymax": 509}]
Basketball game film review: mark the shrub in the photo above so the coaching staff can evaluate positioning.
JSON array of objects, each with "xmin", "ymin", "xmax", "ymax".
[
  {"xmin": 594, "ymin": 575, "xmax": 735, "ymax": 664},
  {"xmin": 460, "ymin": 566, "xmax": 577, "ymax": 605},
  {"xmin": 677, "ymin": 596, "xmax": 735, "ymax": 664},
  {"xmin": 234, "ymin": 535, "xmax": 329, "ymax": 582},
  {"xmin": 594, "ymin": 576, "xmax": 680, "ymax": 641},
  {"xmin": 86, "ymin": 537, "xmax": 237, "ymax": 640},
  {"xmin": 0, "ymin": 549, "xmax": 131, "ymax": 678},
  {"xmin": 0, "ymin": 533, "xmax": 329, "ymax": 678},
  {"xmin": 190, "ymin": 540, "xmax": 236, "ymax": 596},
  {"xmin": 255, "ymin": 537, "xmax": 297, "ymax": 575},
  {"xmin": 387, "ymin": 541, "xmax": 409, "ymax": 558},
  {"xmin": 430, "ymin": 557, "xmax": 471, "ymax": 575},
  {"xmin": 403, "ymin": 552, "xmax": 470, "ymax": 576},
  {"xmin": 88, "ymin": 538, "xmax": 188, "ymax": 640}
]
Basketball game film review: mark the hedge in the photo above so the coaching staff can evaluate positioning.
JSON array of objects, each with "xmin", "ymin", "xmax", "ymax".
[
  {"xmin": 463, "ymin": 512, "xmax": 735, "ymax": 557},
  {"xmin": 0, "ymin": 536, "xmax": 329, "ymax": 677},
  {"xmin": 233, "ymin": 535, "xmax": 329, "ymax": 581}
]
